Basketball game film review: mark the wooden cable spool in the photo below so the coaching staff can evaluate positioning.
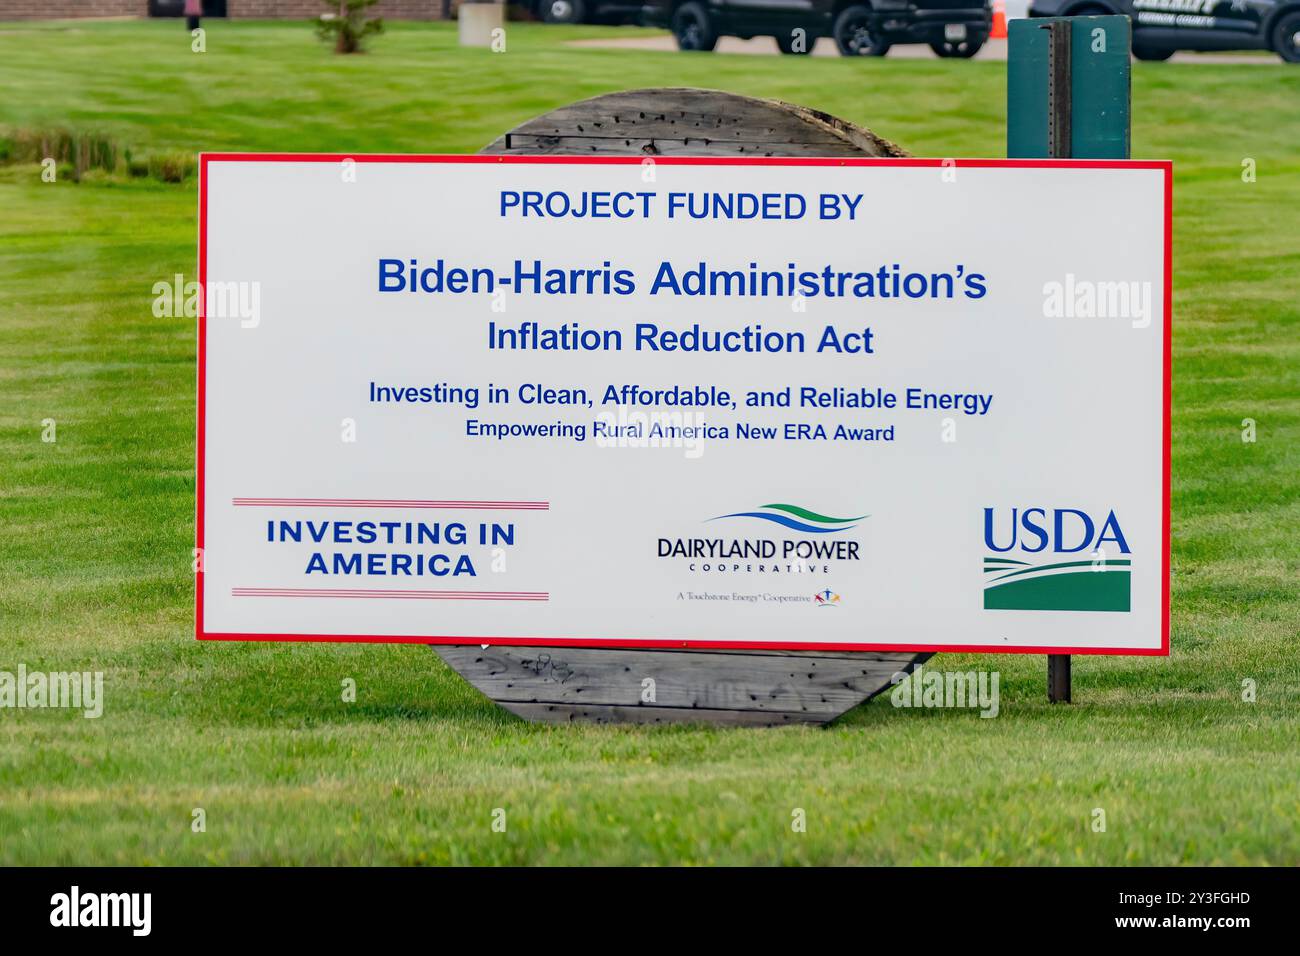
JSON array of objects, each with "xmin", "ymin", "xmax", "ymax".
[{"xmin": 433, "ymin": 88, "xmax": 927, "ymax": 726}]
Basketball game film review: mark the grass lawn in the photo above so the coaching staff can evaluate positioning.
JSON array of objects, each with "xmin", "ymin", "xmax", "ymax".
[{"xmin": 0, "ymin": 18, "xmax": 1297, "ymax": 866}]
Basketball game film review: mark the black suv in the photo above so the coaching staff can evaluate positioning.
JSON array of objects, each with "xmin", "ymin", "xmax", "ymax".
[
  {"xmin": 642, "ymin": 0, "xmax": 994, "ymax": 57},
  {"xmin": 1030, "ymin": 0, "xmax": 1300, "ymax": 62}
]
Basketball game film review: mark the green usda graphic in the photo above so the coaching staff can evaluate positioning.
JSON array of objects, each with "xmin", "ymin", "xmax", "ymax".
[{"xmin": 983, "ymin": 507, "xmax": 1132, "ymax": 612}]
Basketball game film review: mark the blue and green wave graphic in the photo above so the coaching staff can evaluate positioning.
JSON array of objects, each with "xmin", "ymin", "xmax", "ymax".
[
  {"xmin": 983, "ymin": 556, "xmax": 1131, "ymax": 612},
  {"xmin": 709, "ymin": 504, "xmax": 866, "ymax": 534}
]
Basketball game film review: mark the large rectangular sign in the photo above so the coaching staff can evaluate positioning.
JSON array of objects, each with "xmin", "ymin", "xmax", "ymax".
[{"xmin": 198, "ymin": 155, "xmax": 1170, "ymax": 654}]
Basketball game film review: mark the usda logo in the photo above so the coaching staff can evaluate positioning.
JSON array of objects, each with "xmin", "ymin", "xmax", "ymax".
[{"xmin": 983, "ymin": 507, "xmax": 1132, "ymax": 613}]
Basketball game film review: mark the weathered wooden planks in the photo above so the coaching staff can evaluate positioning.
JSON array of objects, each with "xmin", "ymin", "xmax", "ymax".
[
  {"xmin": 433, "ymin": 88, "xmax": 926, "ymax": 727},
  {"xmin": 503, "ymin": 702, "xmax": 819, "ymax": 727},
  {"xmin": 436, "ymin": 646, "xmax": 925, "ymax": 725},
  {"xmin": 498, "ymin": 133, "xmax": 853, "ymax": 157},
  {"xmin": 481, "ymin": 88, "xmax": 907, "ymax": 159}
]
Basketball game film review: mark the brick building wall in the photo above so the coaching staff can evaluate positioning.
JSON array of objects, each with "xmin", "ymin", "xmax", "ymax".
[
  {"xmin": 0, "ymin": 1, "xmax": 460, "ymax": 20},
  {"xmin": 1, "ymin": 1, "xmax": 149, "ymax": 18}
]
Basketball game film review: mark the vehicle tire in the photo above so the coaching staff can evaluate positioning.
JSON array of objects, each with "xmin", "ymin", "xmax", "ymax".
[
  {"xmin": 834, "ymin": 5, "xmax": 891, "ymax": 56},
  {"xmin": 775, "ymin": 31, "xmax": 813, "ymax": 54},
  {"xmin": 540, "ymin": 0, "xmax": 586, "ymax": 23},
  {"xmin": 1272, "ymin": 10, "xmax": 1300, "ymax": 63},
  {"xmin": 673, "ymin": 2, "xmax": 718, "ymax": 52},
  {"xmin": 930, "ymin": 36, "xmax": 985, "ymax": 58},
  {"xmin": 1132, "ymin": 44, "xmax": 1174, "ymax": 61}
]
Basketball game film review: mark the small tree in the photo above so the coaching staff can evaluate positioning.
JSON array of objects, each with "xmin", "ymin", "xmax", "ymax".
[{"xmin": 317, "ymin": 0, "xmax": 384, "ymax": 54}]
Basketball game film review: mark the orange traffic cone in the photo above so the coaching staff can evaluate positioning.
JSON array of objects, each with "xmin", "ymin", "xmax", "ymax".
[{"xmin": 991, "ymin": 0, "xmax": 1007, "ymax": 39}]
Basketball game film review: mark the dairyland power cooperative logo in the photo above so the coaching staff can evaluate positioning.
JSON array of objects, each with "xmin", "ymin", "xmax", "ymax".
[
  {"xmin": 657, "ymin": 503, "xmax": 864, "ymax": 575},
  {"xmin": 983, "ymin": 507, "xmax": 1131, "ymax": 612}
]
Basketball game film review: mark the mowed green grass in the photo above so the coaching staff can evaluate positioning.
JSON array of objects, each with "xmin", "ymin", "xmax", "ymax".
[{"xmin": 0, "ymin": 19, "xmax": 1297, "ymax": 865}]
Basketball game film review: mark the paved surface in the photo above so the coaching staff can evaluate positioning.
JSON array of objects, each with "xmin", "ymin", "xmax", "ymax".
[{"xmin": 567, "ymin": 33, "xmax": 1278, "ymax": 65}]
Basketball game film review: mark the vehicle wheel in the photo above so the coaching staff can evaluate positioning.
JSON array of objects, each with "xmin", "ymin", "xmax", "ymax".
[
  {"xmin": 834, "ymin": 5, "xmax": 890, "ymax": 56},
  {"xmin": 930, "ymin": 36, "xmax": 985, "ymax": 58},
  {"xmin": 775, "ymin": 31, "xmax": 813, "ymax": 54},
  {"xmin": 1272, "ymin": 10, "xmax": 1300, "ymax": 63},
  {"xmin": 540, "ymin": 0, "xmax": 586, "ymax": 23},
  {"xmin": 673, "ymin": 2, "xmax": 718, "ymax": 52},
  {"xmin": 1132, "ymin": 44, "xmax": 1174, "ymax": 61}
]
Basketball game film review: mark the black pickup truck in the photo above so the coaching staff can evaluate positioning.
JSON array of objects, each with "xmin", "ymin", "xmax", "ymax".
[
  {"xmin": 641, "ymin": 0, "xmax": 993, "ymax": 56},
  {"xmin": 1030, "ymin": 0, "xmax": 1300, "ymax": 62}
]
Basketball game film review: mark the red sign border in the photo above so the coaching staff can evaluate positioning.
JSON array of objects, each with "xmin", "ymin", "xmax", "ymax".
[{"xmin": 197, "ymin": 154, "xmax": 1172, "ymax": 657}]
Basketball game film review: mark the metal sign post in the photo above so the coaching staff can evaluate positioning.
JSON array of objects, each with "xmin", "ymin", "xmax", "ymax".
[{"xmin": 1008, "ymin": 15, "xmax": 1133, "ymax": 704}]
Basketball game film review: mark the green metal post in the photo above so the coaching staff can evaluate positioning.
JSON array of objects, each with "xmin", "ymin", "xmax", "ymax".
[{"xmin": 1007, "ymin": 15, "xmax": 1133, "ymax": 702}]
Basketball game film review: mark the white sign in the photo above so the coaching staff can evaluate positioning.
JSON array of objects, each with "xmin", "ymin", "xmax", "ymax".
[{"xmin": 198, "ymin": 155, "xmax": 1170, "ymax": 654}]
